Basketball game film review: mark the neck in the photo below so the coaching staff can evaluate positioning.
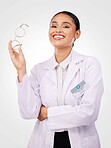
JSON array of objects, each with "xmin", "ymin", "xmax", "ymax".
[{"xmin": 54, "ymin": 46, "xmax": 72, "ymax": 64}]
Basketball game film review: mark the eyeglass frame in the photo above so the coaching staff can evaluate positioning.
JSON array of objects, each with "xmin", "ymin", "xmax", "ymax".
[{"xmin": 12, "ymin": 23, "xmax": 29, "ymax": 50}]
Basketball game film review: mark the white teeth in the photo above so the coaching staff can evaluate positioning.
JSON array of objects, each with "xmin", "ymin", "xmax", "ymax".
[{"xmin": 53, "ymin": 35, "xmax": 64, "ymax": 38}]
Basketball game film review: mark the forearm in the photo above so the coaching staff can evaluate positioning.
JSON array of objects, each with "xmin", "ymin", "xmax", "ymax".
[{"xmin": 17, "ymin": 65, "xmax": 42, "ymax": 119}]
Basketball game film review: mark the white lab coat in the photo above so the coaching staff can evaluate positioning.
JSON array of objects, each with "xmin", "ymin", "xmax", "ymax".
[{"xmin": 16, "ymin": 49, "xmax": 104, "ymax": 148}]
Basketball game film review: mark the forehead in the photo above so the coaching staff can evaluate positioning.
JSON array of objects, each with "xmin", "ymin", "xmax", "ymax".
[{"xmin": 51, "ymin": 13, "xmax": 74, "ymax": 24}]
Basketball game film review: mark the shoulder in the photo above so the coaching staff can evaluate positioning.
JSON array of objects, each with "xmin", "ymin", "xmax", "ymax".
[
  {"xmin": 30, "ymin": 56, "xmax": 52, "ymax": 73},
  {"xmin": 84, "ymin": 54, "xmax": 101, "ymax": 70},
  {"xmin": 30, "ymin": 56, "xmax": 53, "ymax": 82},
  {"xmin": 34, "ymin": 56, "xmax": 52, "ymax": 70},
  {"xmin": 72, "ymin": 50, "xmax": 102, "ymax": 75},
  {"xmin": 74, "ymin": 50, "xmax": 101, "ymax": 66}
]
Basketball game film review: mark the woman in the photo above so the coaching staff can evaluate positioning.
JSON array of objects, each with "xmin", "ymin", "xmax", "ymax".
[{"xmin": 8, "ymin": 11, "xmax": 104, "ymax": 148}]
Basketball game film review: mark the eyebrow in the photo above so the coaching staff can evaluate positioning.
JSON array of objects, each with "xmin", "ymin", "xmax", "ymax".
[{"xmin": 51, "ymin": 21, "xmax": 72, "ymax": 26}]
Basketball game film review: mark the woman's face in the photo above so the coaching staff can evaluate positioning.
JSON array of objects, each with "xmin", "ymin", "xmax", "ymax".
[{"xmin": 48, "ymin": 13, "xmax": 80, "ymax": 49}]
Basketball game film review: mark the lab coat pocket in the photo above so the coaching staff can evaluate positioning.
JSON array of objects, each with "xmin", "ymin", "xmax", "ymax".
[
  {"xmin": 70, "ymin": 80, "xmax": 89, "ymax": 99},
  {"xmin": 69, "ymin": 91, "xmax": 82, "ymax": 105},
  {"xmin": 69, "ymin": 80, "xmax": 89, "ymax": 105},
  {"xmin": 81, "ymin": 134, "xmax": 100, "ymax": 148}
]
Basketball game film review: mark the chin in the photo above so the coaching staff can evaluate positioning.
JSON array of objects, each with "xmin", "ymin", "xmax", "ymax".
[{"xmin": 52, "ymin": 43, "xmax": 66, "ymax": 48}]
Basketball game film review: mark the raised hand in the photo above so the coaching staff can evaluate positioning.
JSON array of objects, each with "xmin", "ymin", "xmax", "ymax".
[{"xmin": 8, "ymin": 40, "xmax": 27, "ymax": 82}]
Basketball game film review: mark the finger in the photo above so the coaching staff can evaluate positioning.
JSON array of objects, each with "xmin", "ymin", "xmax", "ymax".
[
  {"xmin": 8, "ymin": 40, "xmax": 13, "ymax": 50},
  {"xmin": 8, "ymin": 40, "xmax": 15, "ymax": 55},
  {"xmin": 8, "ymin": 42, "xmax": 19, "ymax": 58},
  {"xmin": 8, "ymin": 46, "xmax": 16, "ymax": 57},
  {"xmin": 37, "ymin": 116, "xmax": 41, "ymax": 120},
  {"xmin": 18, "ymin": 44, "xmax": 23, "ymax": 55},
  {"xmin": 38, "ymin": 116, "xmax": 44, "ymax": 121},
  {"xmin": 8, "ymin": 40, "xmax": 18, "ymax": 54}
]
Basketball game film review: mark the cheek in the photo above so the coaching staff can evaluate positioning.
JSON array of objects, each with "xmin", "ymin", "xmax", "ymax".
[
  {"xmin": 48, "ymin": 29, "xmax": 53, "ymax": 40},
  {"xmin": 48, "ymin": 28, "xmax": 53, "ymax": 35},
  {"xmin": 65, "ymin": 32, "xmax": 73, "ymax": 41},
  {"xmin": 67, "ymin": 29, "xmax": 74, "ymax": 36}
]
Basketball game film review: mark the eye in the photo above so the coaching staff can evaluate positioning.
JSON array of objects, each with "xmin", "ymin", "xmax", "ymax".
[
  {"xmin": 63, "ymin": 26, "xmax": 70, "ymax": 28},
  {"xmin": 50, "ymin": 26, "xmax": 57, "ymax": 28}
]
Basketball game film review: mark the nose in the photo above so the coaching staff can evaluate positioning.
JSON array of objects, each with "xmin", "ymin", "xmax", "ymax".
[{"xmin": 55, "ymin": 26, "xmax": 62, "ymax": 33}]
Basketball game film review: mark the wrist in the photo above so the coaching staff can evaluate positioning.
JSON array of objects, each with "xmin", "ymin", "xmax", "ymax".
[{"xmin": 17, "ymin": 67, "xmax": 27, "ymax": 82}]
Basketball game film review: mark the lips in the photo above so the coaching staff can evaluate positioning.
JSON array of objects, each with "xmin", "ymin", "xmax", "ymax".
[{"xmin": 53, "ymin": 34, "xmax": 65, "ymax": 40}]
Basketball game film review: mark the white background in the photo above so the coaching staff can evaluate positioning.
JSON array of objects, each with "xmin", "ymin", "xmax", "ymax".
[{"xmin": 0, "ymin": 0, "xmax": 110, "ymax": 147}]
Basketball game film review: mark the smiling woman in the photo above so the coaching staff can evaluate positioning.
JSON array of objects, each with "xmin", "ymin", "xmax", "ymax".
[
  {"xmin": 49, "ymin": 11, "xmax": 81, "ymax": 51},
  {"xmin": 8, "ymin": 10, "xmax": 104, "ymax": 148}
]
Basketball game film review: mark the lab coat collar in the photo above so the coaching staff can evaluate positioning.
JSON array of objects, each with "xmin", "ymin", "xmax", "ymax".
[
  {"xmin": 41, "ymin": 49, "xmax": 84, "ymax": 70},
  {"xmin": 52, "ymin": 49, "xmax": 73, "ymax": 70}
]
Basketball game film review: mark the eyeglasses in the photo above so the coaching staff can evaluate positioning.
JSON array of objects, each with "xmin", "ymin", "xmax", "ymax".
[{"xmin": 11, "ymin": 23, "xmax": 29, "ymax": 50}]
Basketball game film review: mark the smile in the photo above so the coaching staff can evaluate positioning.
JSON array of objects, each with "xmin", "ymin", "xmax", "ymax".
[{"xmin": 53, "ymin": 34, "xmax": 65, "ymax": 40}]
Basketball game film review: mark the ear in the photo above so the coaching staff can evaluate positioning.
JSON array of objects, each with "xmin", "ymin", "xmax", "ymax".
[{"xmin": 74, "ymin": 29, "xmax": 81, "ymax": 39}]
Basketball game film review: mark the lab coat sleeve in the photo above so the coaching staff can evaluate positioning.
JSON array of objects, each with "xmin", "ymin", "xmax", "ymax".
[
  {"xmin": 16, "ymin": 64, "xmax": 42, "ymax": 119},
  {"xmin": 47, "ymin": 57, "xmax": 104, "ymax": 131}
]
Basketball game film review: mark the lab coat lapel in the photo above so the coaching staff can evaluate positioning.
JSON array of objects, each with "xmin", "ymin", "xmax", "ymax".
[
  {"xmin": 62, "ymin": 60, "xmax": 80, "ymax": 100},
  {"xmin": 45, "ymin": 69, "xmax": 57, "ymax": 86},
  {"xmin": 41, "ymin": 55, "xmax": 57, "ymax": 87},
  {"xmin": 44, "ymin": 61, "xmax": 80, "ymax": 91},
  {"xmin": 62, "ymin": 50, "xmax": 84, "ymax": 101}
]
